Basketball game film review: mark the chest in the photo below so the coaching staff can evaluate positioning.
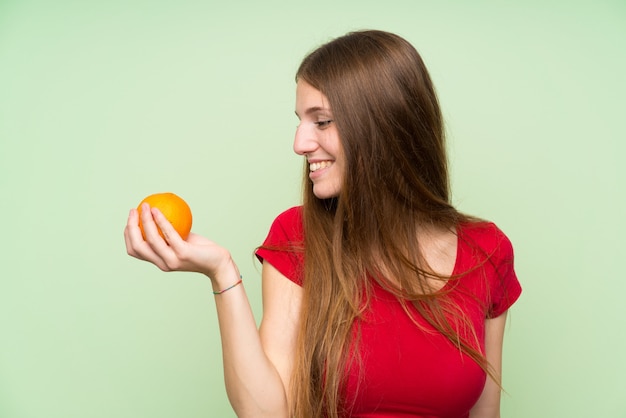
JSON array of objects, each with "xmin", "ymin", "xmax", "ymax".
[{"xmin": 341, "ymin": 285, "xmax": 488, "ymax": 417}]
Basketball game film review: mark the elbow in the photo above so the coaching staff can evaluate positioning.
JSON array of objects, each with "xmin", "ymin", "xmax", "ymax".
[{"xmin": 226, "ymin": 387, "xmax": 289, "ymax": 418}]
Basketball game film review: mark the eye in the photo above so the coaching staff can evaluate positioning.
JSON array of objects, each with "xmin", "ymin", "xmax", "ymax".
[{"xmin": 315, "ymin": 120, "xmax": 334, "ymax": 128}]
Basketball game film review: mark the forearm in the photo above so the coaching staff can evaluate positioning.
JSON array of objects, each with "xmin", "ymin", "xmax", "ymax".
[
  {"xmin": 212, "ymin": 265, "xmax": 289, "ymax": 417},
  {"xmin": 125, "ymin": 205, "xmax": 287, "ymax": 414}
]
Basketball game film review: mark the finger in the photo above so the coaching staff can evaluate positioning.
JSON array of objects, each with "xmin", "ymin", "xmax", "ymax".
[
  {"xmin": 126, "ymin": 206, "xmax": 170, "ymax": 269},
  {"xmin": 150, "ymin": 207, "xmax": 188, "ymax": 269},
  {"xmin": 142, "ymin": 206, "xmax": 179, "ymax": 258},
  {"xmin": 151, "ymin": 207, "xmax": 183, "ymax": 246},
  {"xmin": 125, "ymin": 208, "xmax": 142, "ymax": 239},
  {"xmin": 124, "ymin": 209, "xmax": 139, "ymax": 255},
  {"xmin": 126, "ymin": 235, "xmax": 171, "ymax": 271},
  {"xmin": 125, "ymin": 208, "xmax": 151, "ymax": 257},
  {"xmin": 139, "ymin": 203, "xmax": 164, "ymax": 243}
]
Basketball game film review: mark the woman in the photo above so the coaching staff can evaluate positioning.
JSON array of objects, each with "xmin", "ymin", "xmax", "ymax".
[{"xmin": 125, "ymin": 30, "xmax": 521, "ymax": 418}]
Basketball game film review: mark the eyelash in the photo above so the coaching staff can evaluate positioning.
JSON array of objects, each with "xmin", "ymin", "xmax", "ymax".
[{"xmin": 315, "ymin": 120, "xmax": 334, "ymax": 128}]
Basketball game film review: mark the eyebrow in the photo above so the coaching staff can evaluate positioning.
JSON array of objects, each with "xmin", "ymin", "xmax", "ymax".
[{"xmin": 295, "ymin": 106, "xmax": 331, "ymax": 118}]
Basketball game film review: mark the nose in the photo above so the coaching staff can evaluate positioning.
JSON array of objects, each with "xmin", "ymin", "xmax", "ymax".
[{"xmin": 293, "ymin": 123, "xmax": 317, "ymax": 156}]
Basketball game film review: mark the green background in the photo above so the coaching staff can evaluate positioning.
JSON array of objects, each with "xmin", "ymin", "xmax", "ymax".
[{"xmin": 1, "ymin": 0, "xmax": 624, "ymax": 416}]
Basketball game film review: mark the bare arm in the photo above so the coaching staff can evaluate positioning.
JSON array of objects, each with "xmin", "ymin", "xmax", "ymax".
[
  {"xmin": 124, "ymin": 206, "xmax": 300, "ymax": 417},
  {"xmin": 214, "ymin": 261, "xmax": 302, "ymax": 416},
  {"xmin": 259, "ymin": 261, "xmax": 302, "ymax": 408},
  {"xmin": 469, "ymin": 312, "xmax": 508, "ymax": 418}
]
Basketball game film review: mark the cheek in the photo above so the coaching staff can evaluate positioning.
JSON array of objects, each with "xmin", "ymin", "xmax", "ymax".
[{"xmin": 322, "ymin": 130, "xmax": 343, "ymax": 157}]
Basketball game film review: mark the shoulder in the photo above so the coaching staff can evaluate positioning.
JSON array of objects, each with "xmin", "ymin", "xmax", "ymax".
[
  {"xmin": 273, "ymin": 206, "xmax": 303, "ymax": 225},
  {"xmin": 258, "ymin": 206, "xmax": 304, "ymax": 251},
  {"xmin": 457, "ymin": 220, "xmax": 521, "ymax": 316},
  {"xmin": 458, "ymin": 220, "xmax": 514, "ymax": 260},
  {"xmin": 267, "ymin": 206, "xmax": 303, "ymax": 241},
  {"xmin": 257, "ymin": 206, "xmax": 305, "ymax": 286}
]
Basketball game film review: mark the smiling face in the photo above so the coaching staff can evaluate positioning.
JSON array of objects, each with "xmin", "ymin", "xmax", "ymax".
[{"xmin": 293, "ymin": 80, "xmax": 344, "ymax": 199}]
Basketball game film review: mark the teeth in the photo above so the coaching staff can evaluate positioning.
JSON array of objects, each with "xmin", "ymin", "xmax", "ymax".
[{"xmin": 310, "ymin": 161, "xmax": 332, "ymax": 172}]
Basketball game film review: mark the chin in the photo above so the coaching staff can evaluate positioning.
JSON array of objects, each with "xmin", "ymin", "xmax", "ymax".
[{"xmin": 312, "ymin": 186, "xmax": 341, "ymax": 200}]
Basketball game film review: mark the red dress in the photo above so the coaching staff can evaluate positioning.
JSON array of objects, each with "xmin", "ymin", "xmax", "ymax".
[{"xmin": 256, "ymin": 206, "xmax": 522, "ymax": 417}]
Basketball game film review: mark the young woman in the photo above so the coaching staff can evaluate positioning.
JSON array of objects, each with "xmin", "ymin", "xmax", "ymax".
[{"xmin": 125, "ymin": 30, "xmax": 521, "ymax": 418}]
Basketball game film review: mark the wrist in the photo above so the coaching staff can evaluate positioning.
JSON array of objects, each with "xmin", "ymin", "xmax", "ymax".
[
  {"xmin": 209, "ymin": 257, "xmax": 241, "ymax": 291},
  {"xmin": 212, "ymin": 275, "xmax": 243, "ymax": 295}
]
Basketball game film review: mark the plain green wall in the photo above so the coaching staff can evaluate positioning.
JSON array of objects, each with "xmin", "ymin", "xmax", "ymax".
[{"xmin": 1, "ymin": 0, "xmax": 624, "ymax": 417}]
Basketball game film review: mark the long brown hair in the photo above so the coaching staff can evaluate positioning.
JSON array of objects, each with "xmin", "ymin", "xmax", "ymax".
[{"xmin": 291, "ymin": 30, "xmax": 490, "ymax": 417}]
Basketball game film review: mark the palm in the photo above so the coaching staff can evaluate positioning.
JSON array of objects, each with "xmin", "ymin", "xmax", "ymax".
[
  {"xmin": 180, "ymin": 233, "xmax": 231, "ymax": 276},
  {"xmin": 125, "ymin": 207, "xmax": 231, "ymax": 279}
]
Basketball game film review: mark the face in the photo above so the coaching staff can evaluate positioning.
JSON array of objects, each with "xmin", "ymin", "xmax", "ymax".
[{"xmin": 294, "ymin": 80, "xmax": 344, "ymax": 199}]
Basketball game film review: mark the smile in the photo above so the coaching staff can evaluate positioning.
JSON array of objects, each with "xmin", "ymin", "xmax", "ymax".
[{"xmin": 310, "ymin": 161, "xmax": 333, "ymax": 172}]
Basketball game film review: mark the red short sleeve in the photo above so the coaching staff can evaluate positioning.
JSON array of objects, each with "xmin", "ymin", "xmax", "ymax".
[
  {"xmin": 488, "ymin": 228, "xmax": 522, "ymax": 318},
  {"xmin": 455, "ymin": 222, "xmax": 522, "ymax": 319},
  {"xmin": 255, "ymin": 206, "xmax": 305, "ymax": 286}
]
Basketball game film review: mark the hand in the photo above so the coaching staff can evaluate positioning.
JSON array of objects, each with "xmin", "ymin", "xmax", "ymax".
[{"xmin": 124, "ymin": 203, "xmax": 233, "ymax": 280}]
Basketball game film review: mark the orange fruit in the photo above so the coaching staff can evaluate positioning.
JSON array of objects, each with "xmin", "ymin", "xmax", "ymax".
[{"xmin": 137, "ymin": 192, "xmax": 193, "ymax": 241}]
